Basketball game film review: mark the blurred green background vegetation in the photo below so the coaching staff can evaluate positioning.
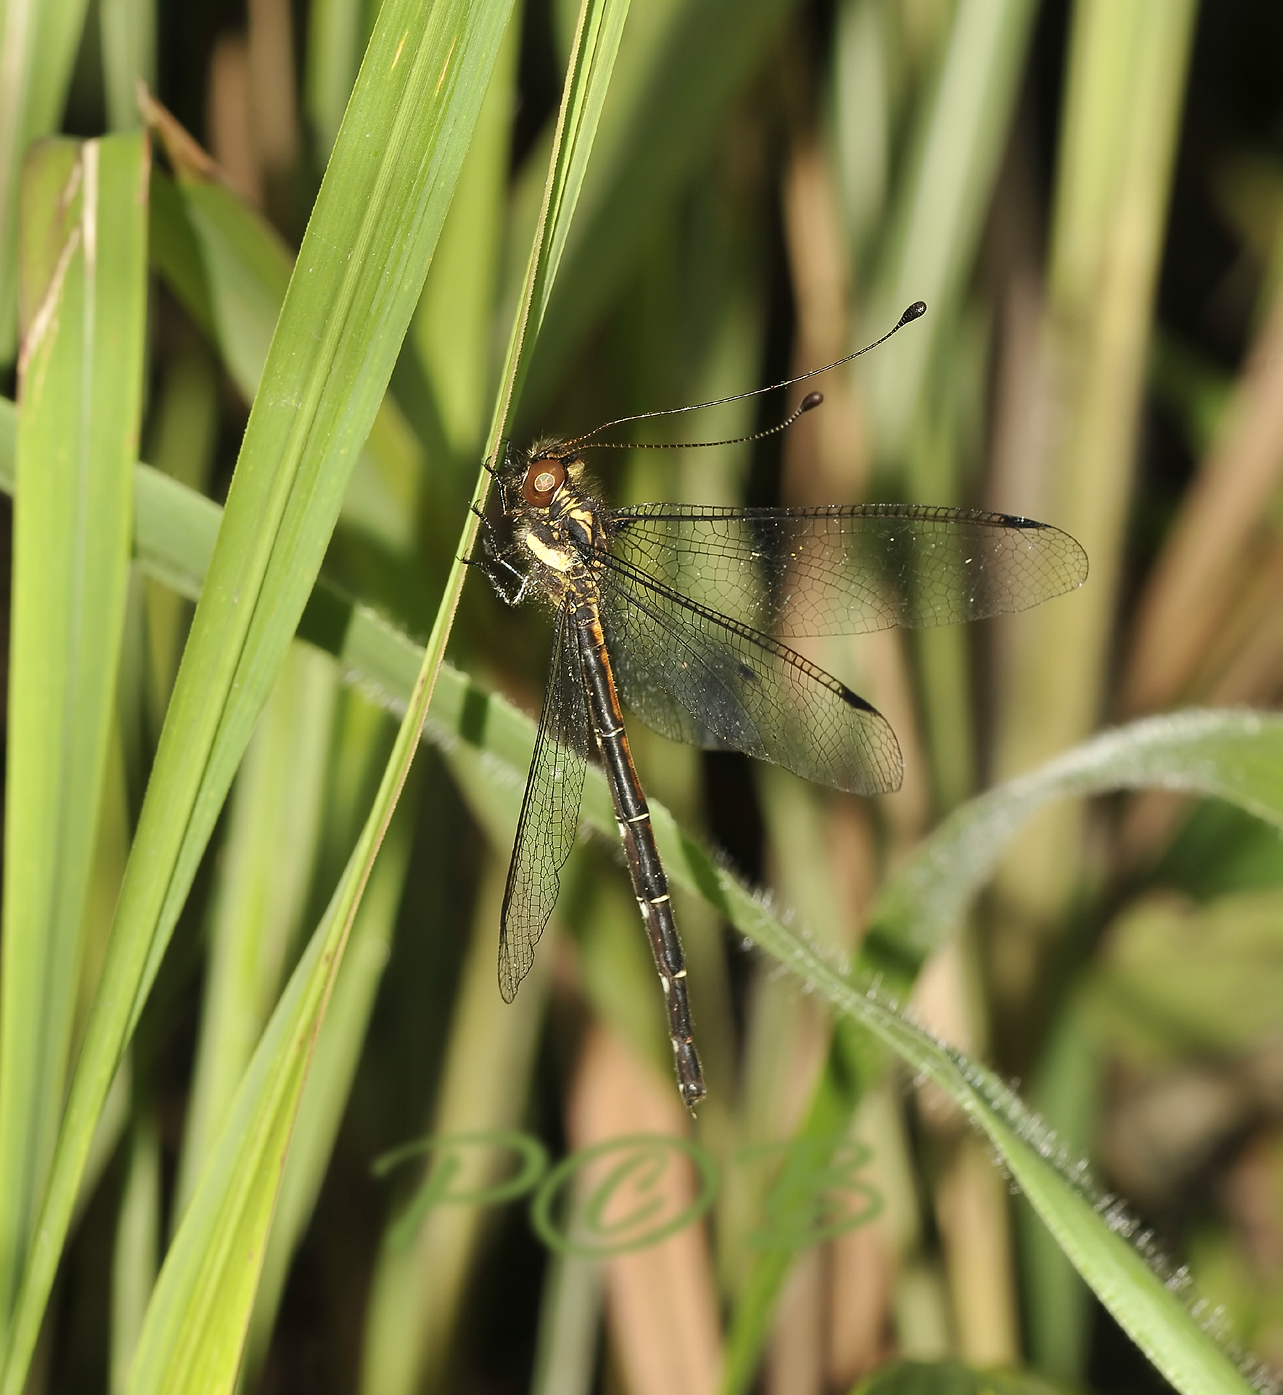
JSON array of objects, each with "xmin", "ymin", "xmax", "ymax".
[{"xmin": 7, "ymin": 0, "xmax": 1283, "ymax": 1392}]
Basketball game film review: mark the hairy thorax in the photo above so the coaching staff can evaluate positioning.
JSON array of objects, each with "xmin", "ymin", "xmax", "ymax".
[{"xmin": 511, "ymin": 447, "xmax": 611, "ymax": 601}]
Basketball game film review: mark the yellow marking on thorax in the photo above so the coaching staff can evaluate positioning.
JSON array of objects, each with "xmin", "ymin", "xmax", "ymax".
[{"xmin": 525, "ymin": 532, "xmax": 575, "ymax": 572}]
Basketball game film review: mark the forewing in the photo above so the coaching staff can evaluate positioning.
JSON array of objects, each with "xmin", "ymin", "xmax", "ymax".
[
  {"xmin": 499, "ymin": 605, "xmax": 590, "ymax": 1001},
  {"xmin": 605, "ymin": 503, "xmax": 1088, "ymax": 638},
  {"xmin": 597, "ymin": 561, "xmax": 903, "ymax": 795}
]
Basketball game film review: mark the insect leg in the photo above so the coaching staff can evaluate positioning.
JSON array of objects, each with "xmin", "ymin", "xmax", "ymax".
[{"xmin": 464, "ymin": 505, "xmax": 534, "ymax": 604}]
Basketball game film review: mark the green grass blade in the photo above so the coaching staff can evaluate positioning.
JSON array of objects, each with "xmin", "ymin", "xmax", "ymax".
[
  {"xmin": 0, "ymin": 0, "xmax": 516, "ymax": 1385},
  {"xmin": 0, "ymin": 0, "xmax": 92, "ymax": 362},
  {"xmin": 305, "ymin": 0, "xmax": 366, "ymax": 161},
  {"xmin": 110, "ymin": 1109, "xmax": 160, "ymax": 1395},
  {"xmin": 867, "ymin": 710, "xmax": 1283, "ymax": 969},
  {"xmin": 142, "ymin": 105, "xmax": 421, "ymax": 552},
  {"xmin": 100, "ymin": 0, "xmax": 156, "ymax": 131},
  {"xmin": 141, "ymin": 344, "xmax": 219, "ymax": 726},
  {"xmin": 359, "ymin": 854, "xmax": 554, "ymax": 1395},
  {"xmin": 172, "ymin": 644, "xmax": 336, "ymax": 1221},
  {"xmin": 0, "ymin": 132, "xmax": 148, "ymax": 1326},
  {"xmin": 860, "ymin": 0, "xmax": 1036, "ymax": 468},
  {"xmin": 990, "ymin": 0, "xmax": 1197, "ymax": 913},
  {"xmin": 124, "ymin": 863, "xmax": 361, "ymax": 1394},
  {"xmin": 719, "ymin": 711, "xmax": 1283, "ymax": 1389},
  {"xmin": 118, "ymin": 0, "xmax": 629, "ymax": 1385},
  {"xmin": 243, "ymin": 726, "xmax": 412, "ymax": 1382},
  {"xmin": 734, "ymin": 933, "xmax": 1259, "ymax": 1395}
]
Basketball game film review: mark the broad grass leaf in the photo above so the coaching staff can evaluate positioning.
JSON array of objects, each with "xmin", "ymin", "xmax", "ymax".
[{"xmin": 0, "ymin": 0, "xmax": 516, "ymax": 1386}]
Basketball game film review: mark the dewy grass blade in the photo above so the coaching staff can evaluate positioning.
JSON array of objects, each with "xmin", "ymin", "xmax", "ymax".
[
  {"xmin": 865, "ymin": 709, "xmax": 1283, "ymax": 968},
  {"xmin": 121, "ymin": 0, "xmax": 629, "ymax": 1385},
  {"xmin": 723, "ymin": 714, "xmax": 1283, "ymax": 1391},
  {"xmin": 0, "ymin": 133, "xmax": 147, "ymax": 1328},
  {"xmin": 0, "ymin": 0, "xmax": 515, "ymax": 1387}
]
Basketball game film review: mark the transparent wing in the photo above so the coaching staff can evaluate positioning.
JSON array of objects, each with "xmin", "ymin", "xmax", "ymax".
[
  {"xmin": 604, "ymin": 503, "xmax": 1088, "ymax": 638},
  {"xmin": 596, "ymin": 559, "xmax": 903, "ymax": 795},
  {"xmin": 499, "ymin": 604, "xmax": 590, "ymax": 1002}
]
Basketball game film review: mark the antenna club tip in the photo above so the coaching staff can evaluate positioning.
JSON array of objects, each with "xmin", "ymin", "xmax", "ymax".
[
  {"xmin": 901, "ymin": 300, "xmax": 927, "ymax": 324},
  {"xmin": 800, "ymin": 391, "xmax": 824, "ymax": 413}
]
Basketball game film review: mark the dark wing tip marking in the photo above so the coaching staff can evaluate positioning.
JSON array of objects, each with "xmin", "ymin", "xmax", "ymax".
[{"xmin": 836, "ymin": 683, "xmax": 879, "ymax": 715}]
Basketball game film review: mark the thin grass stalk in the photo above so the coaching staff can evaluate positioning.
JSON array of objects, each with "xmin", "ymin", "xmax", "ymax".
[
  {"xmin": 530, "ymin": 1246, "xmax": 604, "ymax": 1395},
  {"xmin": 140, "ymin": 344, "xmax": 219, "ymax": 731}
]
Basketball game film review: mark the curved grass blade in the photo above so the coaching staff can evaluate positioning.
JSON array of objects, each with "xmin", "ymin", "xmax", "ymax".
[
  {"xmin": 0, "ymin": 132, "xmax": 148, "ymax": 1326},
  {"xmin": 865, "ymin": 709, "xmax": 1283, "ymax": 969},
  {"xmin": 0, "ymin": 0, "xmax": 516, "ymax": 1386},
  {"xmin": 722, "ymin": 712, "xmax": 1283, "ymax": 1393},
  {"xmin": 121, "ymin": 0, "xmax": 630, "ymax": 1385}
]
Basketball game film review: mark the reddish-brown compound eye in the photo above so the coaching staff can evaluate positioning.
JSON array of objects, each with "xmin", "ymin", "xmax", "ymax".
[{"xmin": 521, "ymin": 457, "xmax": 566, "ymax": 506}]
